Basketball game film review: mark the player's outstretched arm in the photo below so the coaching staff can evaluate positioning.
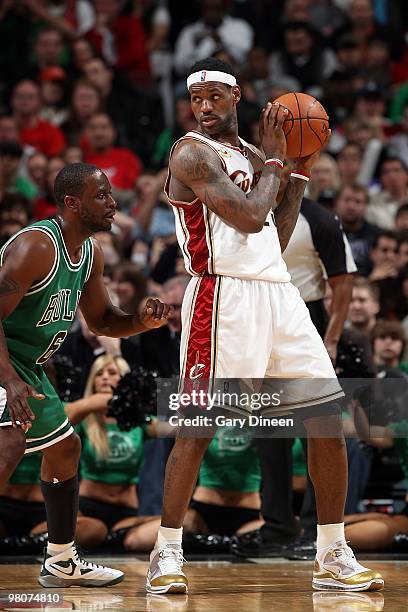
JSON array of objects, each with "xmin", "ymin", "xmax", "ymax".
[
  {"xmin": 172, "ymin": 103, "xmax": 287, "ymax": 234},
  {"xmin": 80, "ymin": 241, "xmax": 172, "ymax": 338},
  {"xmin": 0, "ymin": 234, "xmax": 53, "ymax": 428}
]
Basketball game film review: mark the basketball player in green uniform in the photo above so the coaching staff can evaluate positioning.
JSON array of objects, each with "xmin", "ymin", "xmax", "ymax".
[{"xmin": 0, "ymin": 163, "xmax": 171, "ymax": 587}]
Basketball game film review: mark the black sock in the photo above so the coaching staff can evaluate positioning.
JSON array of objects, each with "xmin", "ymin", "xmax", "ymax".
[{"xmin": 40, "ymin": 475, "xmax": 79, "ymax": 545}]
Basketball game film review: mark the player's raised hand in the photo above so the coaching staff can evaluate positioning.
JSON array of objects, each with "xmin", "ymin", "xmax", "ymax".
[
  {"xmin": 4, "ymin": 375, "xmax": 44, "ymax": 432},
  {"xmin": 140, "ymin": 297, "xmax": 173, "ymax": 330},
  {"xmin": 259, "ymin": 102, "xmax": 288, "ymax": 161}
]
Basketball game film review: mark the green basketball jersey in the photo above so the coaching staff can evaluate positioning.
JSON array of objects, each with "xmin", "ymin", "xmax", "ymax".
[{"xmin": 0, "ymin": 219, "xmax": 94, "ymax": 367}]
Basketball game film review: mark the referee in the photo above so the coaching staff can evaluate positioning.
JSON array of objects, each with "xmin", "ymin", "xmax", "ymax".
[{"xmin": 232, "ymin": 172, "xmax": 356, "ymax": 558}]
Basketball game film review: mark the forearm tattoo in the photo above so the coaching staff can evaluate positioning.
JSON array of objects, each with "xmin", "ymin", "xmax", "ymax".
[{"xmin": 274, "ymin": 177, "xmax": 307, "ymax": 252}]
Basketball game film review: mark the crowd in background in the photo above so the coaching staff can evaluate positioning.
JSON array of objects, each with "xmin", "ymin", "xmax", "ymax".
[{"xmin": 0, "ymin": 0, "xmax": 408, "ymax": 554}]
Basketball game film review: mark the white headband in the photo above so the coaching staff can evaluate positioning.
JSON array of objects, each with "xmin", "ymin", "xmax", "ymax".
[{"xmin": 187, "ymin": 70, "xmax": 237, "ymax": 90}]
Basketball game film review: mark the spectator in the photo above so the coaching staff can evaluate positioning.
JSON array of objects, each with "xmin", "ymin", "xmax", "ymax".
[
  {"xmin": 335, "ymin": 184, "xmax": 380, "ymax": 276},
  {"xmin": 342, "ymin": 114, "xmax": 383, "ymax": 151},
  {"xmin": 346, "ymin": 398, "xmax": 408, "ymax": 551},
  {"xmin": 345, "ymin": 0, "xmax": 387, "ymax": 57},
  {"xmin": 83, "ymin": 113, "xmax": 143, "ymax": 202},
  {"xmin": 366, "ymin": 158, "xmax": 408, "ymax": 230},
  {"xmin": 31, "ymin": 27, "xmax": 65, "ymax": 74},
  {"xmin": 353, "ymin": 81, "xmax": 390, "ymax": 139},
  {"xmin": 337, "ymin": 143, "xmax": 363, "ymax": 187},
  {"xmin": 85, "ymin": 0, "xmax": 151, "ymax": 87},
  {"xmin": 113, "ymin": 262, "xmax": 147, "ymax": 315},
  {"xmin": 62, "ymin": 79, "xmax": 103, "ymax": 145},
  {"xmin": 397, "ymin": 233, "xmax": 408, "ymax": 272},
  {"xmin": 93, "ymin": 230, "xmax": 122, "ymax": 266},
  {"xmin": 268, "ymin": 21, "xmax": 337, "ymax": 99},
  {"xmin": 11, "ymin": 80, "xmax": 66, "ymax": 156},
  {"xmin": 323, "ymin": 33, "xmax": 363, "ymax": 123},
  {"xmin": 39, "ymin": 66, "xmax": 69, "ymax": 127},
  {"xmin": 307, "ymin": 153, "xmax": 340, "ymax": 205},
  {"xmin": 371, "ymin": 320, "xmax": 406, "ymax": 369},
  {"xmin": 362, "ymin": 36, "xmax": 391, "ymax": 90},
  {"xmin": 152, "ymin": 96, "xmax": 197, "ymax": 167},
  {"xmin": 26, "ymin": 151, "xmax": 48, "ymax": 196},
  {"xmin": 131, "ymin": 0, "xmax": 171, "ymax": 81},
  {"xmin": 183, "ymin": 426, "xmax": 263, "ymax": 540},
  {"xmin": 26, "ymin": 0, "xmax": 95, "ymax": 38},
  {"xmin": 0, "ymin": 193, "xmax": 31, "ymax": 228},
  {"xmin": 388, "ymin": 104, "xmax": 408, "ymax": 167},
  {"xmin": 69, "ymin": 38, "xmax": 97, "ymax": 77},
  {"xmin": 82, "ymin": 56, "xmax": 161, "ymax": 152},
  {"xmin": 395, "ymin": 204, "xmax": 408, "ymax": 232},
  {"xmin": 138, "ymin": 170, "xmax": 175, "ymax": 239},
  {"xmin": 347, "ymin": 276, "xmax": 380, "ymax": 337},
  {"xmin": 173, "ymin": 0, "xmax": 254, "ymax": 77},
  {"xmin": 140, "ymin": 275, "xmax": 189, "ymax": 377},
  {"xmin": 62, "ymin": 354, "xmax": 161, "ymax": 550},
  {"xmin": 32, "ymin": 156, "xmax": 65, "ymax": 220},
  {"xmin": 62, "ymin": 145, "xmax": 83, "ymax": 165},
  {"xmin": 0, "ymin": 142, "xmax": 37, "ymax": 200},
  {"xmin": 369, "ymin": 230, "xmax": 399, "ymax": 282}
]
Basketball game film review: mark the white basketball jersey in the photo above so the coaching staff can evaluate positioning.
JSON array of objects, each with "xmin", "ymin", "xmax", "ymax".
[{"xmin": 165, "ymin": 131, "xmax": 290, "ymax": 283}]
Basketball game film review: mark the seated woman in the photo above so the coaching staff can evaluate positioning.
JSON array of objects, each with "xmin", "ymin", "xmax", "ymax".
[
  {"xmin": 0, "ymin": 453, "xmax": 45, "ymax": 538},
  {"xmin": 33, "ymin": 354, "xmax": 161, "ymax": 550},
  {"xmin": 183, "ymin": 427, "xmax": 263, "ymax": 538},
  {"xmin": 343, "ymin": 399, "xmax": 408, "ymax": 550}
]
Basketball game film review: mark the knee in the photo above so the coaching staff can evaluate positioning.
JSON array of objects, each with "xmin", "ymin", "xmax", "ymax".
[{"xmin": 64, "ymin": 432, "xmax": 81, "ymax": 461}]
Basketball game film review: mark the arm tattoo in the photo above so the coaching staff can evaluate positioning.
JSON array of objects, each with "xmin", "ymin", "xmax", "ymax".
[
  {"xmin": 0, "ymin": 277, "xmax": 19, "ymax": 297},
  {"xmin": 274, "ymin": 178, "xmax": 307, "ymax": 252},
  {"xmin": 176, "ymin": 143, "xmax": 282, "ymax": 231}
]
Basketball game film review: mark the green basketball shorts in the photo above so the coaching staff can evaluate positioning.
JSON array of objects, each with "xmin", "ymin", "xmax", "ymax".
[{"xmin": 0, "ymin": 358, "xmax": 73, "ymax": 453}]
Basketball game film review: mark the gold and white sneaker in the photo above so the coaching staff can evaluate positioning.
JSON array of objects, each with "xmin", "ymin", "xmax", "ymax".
[
  {"xmin": 313, "ymin": 541, "xmax": 384, "ymax": 591},
  {"xmin": 146, "ymin": 544, "xmax": 188, "ymax": 594}
]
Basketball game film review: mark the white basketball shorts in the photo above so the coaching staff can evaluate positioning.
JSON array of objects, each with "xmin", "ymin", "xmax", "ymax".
[{"xmin": 180, "ymin": 276, "xmax": 343, "ymax": 413}]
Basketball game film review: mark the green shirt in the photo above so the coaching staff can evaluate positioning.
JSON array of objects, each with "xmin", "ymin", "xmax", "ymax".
[
  {"xmin": 76, "ymin": 421, "xmax": 146, "ymax": 485},
  {"xmin": 0, "ymin": 219, "xmax": 93, "ymax": 367},
  {"xmin": 199, "ymin": 427, "xmax": 261, "ymax": 493},
  {"xmin": 388, "ymin": 420, "xmax": 408, "ymax": 481}
]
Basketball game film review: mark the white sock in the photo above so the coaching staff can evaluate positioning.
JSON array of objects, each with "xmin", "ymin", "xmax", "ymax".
[
  {"xmin": 156, "ymin": 526, "xmax": 183, "ymax": 549},
  {"xmin": 47, "ymin": 540, "xmax": 74, "ymax": 555},
  {"xmin": 317, "ymin": 523, "xmax": 345, "ymax": 551}
]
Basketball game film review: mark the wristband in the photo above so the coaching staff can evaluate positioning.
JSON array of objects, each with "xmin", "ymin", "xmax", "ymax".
[
  {"xmin": 290, "ymin": 171, "xmax": 310, "ymax": 182},
  {"xmin": 265, "ymin": 158, "xmax": 284, "ymax": 169}
]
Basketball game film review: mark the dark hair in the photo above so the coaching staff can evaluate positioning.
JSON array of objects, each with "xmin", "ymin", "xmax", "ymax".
[
  {"xmin": 380, "ymin": 157, "xmax": 408, "ymax": 173},
  {"xmin": 371, "ymin": 319, "xmax": 406, "ymax": 355},
  {"xmin": 114, "ymin": 263, "xmax": 147, "ymax": 311},
  {"xmin": 0, "ymin": 192, "xmax": 31, "ymax": 216},
  {"xmin": 396, "ymin": 203, "xmax": 408, "ymax": 219},
  {"xmin": 283, "ymin": 20, "xmax": 316, "ymax": 38},
  {"xmin": 54, "ymin": 162, "xmax": 100, "ymax": 206},
  {"xmin": 188, "ymin": 57, "xmax": 235, "ymax": 78},
  {"xmin": 0, "ymin": 141, "xmax": 23, "ymax": 158},
  {"xmin": 372, "ymin": 230, "xmax": 398, "ymax": 249}
]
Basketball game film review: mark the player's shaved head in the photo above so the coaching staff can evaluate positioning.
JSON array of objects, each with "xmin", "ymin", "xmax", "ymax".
[{"xmin": 54, "ymin": 162, "xmax": 101, "ymax": 206}]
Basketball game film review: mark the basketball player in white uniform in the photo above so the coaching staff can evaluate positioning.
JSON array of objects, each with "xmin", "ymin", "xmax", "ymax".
[{"xmin": 146, "ymin": 58, "xmax": 383, "ymax": 594}]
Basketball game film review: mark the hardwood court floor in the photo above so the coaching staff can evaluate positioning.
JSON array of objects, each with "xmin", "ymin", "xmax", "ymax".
[{"xmin": 0, "ymin": 556, "xmax": 406, "ymax": 611}]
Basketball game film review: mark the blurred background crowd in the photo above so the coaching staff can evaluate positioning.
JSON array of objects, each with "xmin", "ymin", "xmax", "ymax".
[{"xmin": 0, "ymin": 0, "xmax": 408, "ymax": 558}]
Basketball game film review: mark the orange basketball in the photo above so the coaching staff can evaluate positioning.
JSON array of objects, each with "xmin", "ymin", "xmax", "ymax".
[{"xmin": 273, "ymin": 92, "xmax": 330, "ymax": 158}]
